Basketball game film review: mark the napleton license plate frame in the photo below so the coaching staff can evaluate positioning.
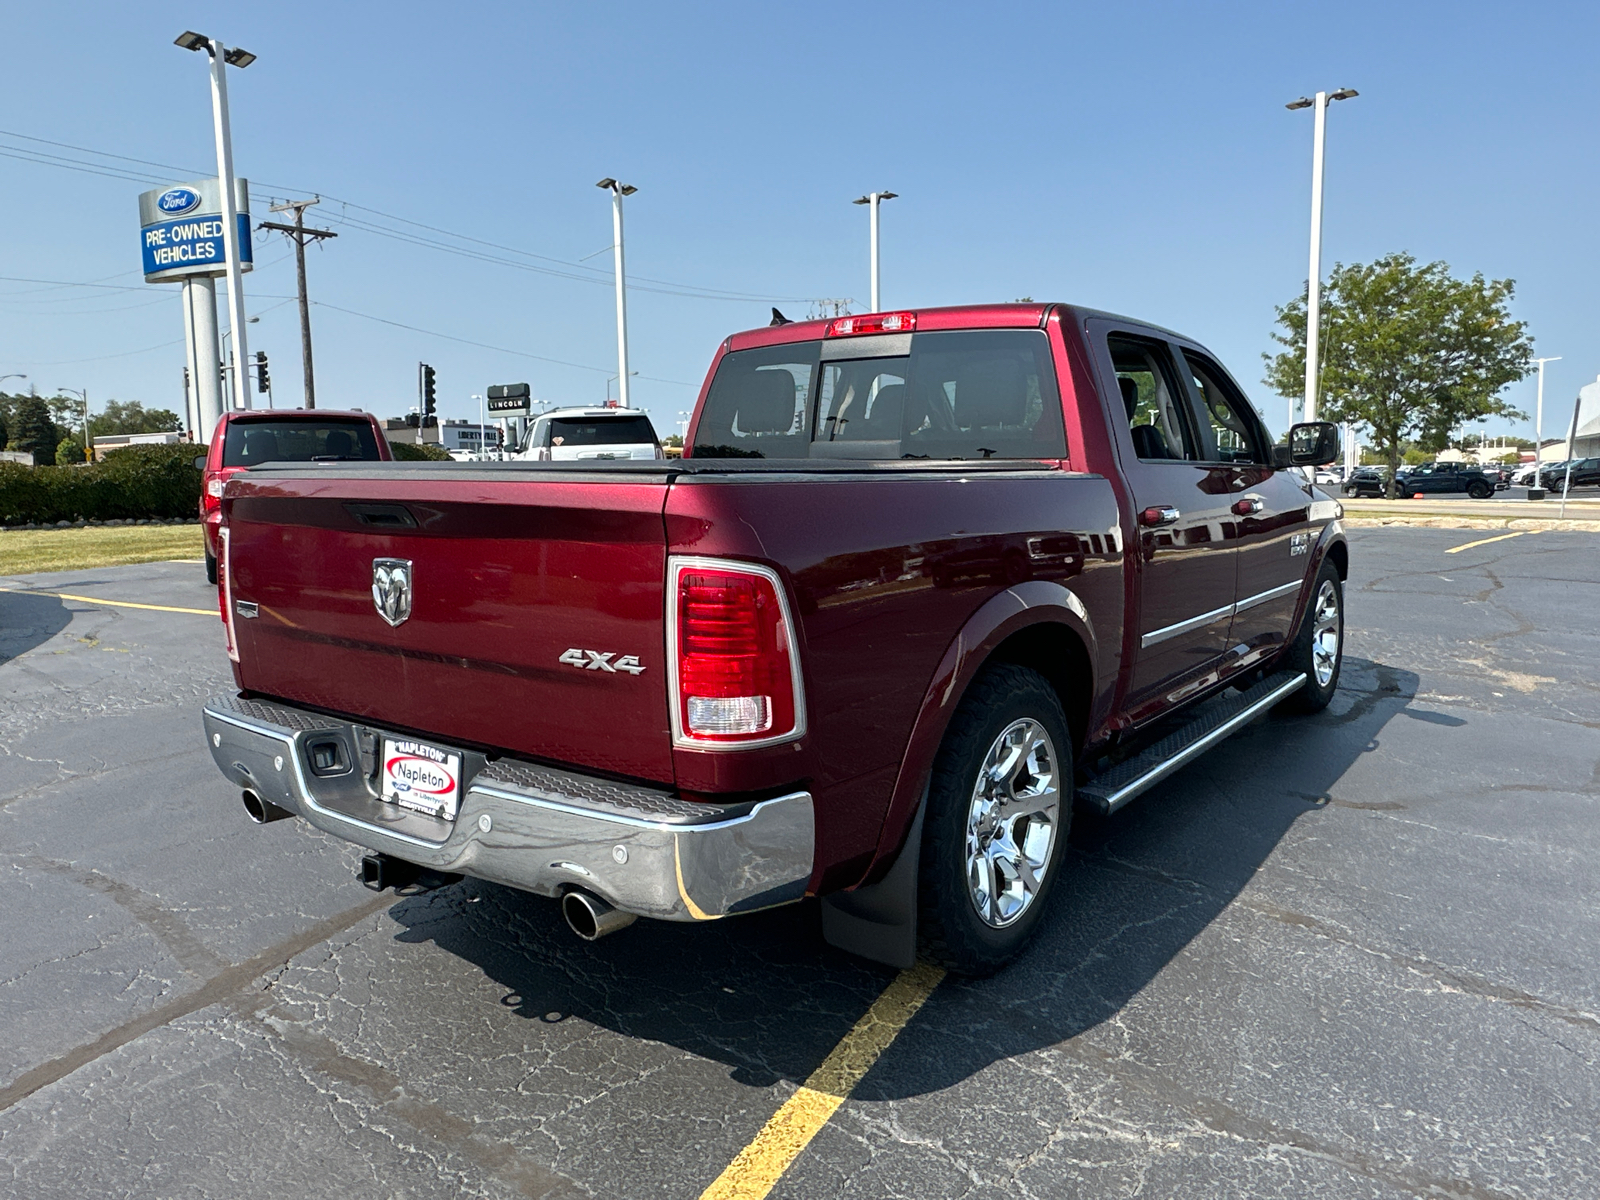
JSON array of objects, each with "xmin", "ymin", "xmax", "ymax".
[{"xmin": 380, "ymin": 737, "xmax": 463, "ymax": 821}]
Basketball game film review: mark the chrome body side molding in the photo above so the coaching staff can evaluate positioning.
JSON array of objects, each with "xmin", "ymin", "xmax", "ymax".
[{"xmin": 1140, "ymin": 580, "xmax": 1304, "ymax": 648}]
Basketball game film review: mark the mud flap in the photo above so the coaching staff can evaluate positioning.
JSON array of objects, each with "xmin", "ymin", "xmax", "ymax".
[{"xmin": 819, "ymin": 797, "xmax": 926, "ymax": 970}]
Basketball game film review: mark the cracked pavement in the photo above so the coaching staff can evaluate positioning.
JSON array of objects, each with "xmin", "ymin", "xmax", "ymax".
[{"xmin": 0, "ymin": 532, "xmax": 1596, "ymax": 1198}]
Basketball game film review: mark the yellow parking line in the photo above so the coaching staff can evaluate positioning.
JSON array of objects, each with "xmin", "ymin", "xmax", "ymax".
[
  {"xmin": 0, "ymin": 586, "xmax": 215, "ymax": 616},
  {"xmin": 1444, "ymin": 531, "xmax": 1530, "ymax": 555},
  {"xmin": 699, "ymin": 962, "xmax": 945, "ymax": 1200}
]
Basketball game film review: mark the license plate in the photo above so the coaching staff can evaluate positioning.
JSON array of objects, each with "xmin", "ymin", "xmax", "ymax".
[{"xmin": 380, "ymin": 738, "xmax": 462, "ymax": 820}]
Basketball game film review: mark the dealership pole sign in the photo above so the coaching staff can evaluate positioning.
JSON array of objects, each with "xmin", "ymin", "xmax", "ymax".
[
  {"xmin": 137, "ymin": 179, "xmax": 253, "ymax": 283},
  {"xmin": 486, "ymin": 383, "xmax": 532, "ymax": 415}
]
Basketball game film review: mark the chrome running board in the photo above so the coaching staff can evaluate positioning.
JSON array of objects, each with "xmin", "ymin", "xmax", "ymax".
[{"xmin": 1079, "ymin": 670, "xmax": 1307, "ymax": 815}]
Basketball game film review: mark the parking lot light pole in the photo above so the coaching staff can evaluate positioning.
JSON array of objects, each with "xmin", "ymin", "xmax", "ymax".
[
  {"xmin": 852, "ymin": 192, "xmax": 897, "ymax": 312},
  {"xmin": 1286, "ymin": 88, "xmax": 1357, "ymax": 425},
  {"xmin": 1532, "ymin": 356, "xmax": 1560, "ymax": 482},
  {"xmin": 176, "ymin": 31, "xmax": 256, "ymax": 413},
  {"xmin": 57, "ymin": 386, "xmax": 89, "ymax": 462},
  {"xmin": 596, "ymin": 180, "xmax": 637, "ymax": 409}
]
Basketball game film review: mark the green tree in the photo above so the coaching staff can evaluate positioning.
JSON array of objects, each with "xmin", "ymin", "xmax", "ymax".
[
  {"xmin": 11, "ymin": 395, "xmax": 58, "ymax": 465},
  {"xmin": 1264, "ymin": 253, "xmax": 1533, "ymax": 497},
  {"xmin": 56, "ymin": 435, "xmax": 86, "ymax": 465},
  {"xmin": 93, "ymin": 400, "xmax": 183, "ymax": 436}
]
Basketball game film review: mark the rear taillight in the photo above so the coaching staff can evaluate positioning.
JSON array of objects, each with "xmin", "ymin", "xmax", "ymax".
[
  {"xmin": 669, "ymin": 557, "xmax": 804, "ymax": 747},
  {"xmin": 825, "ymin": 311, "xmax": 916, "ymax": 337}
]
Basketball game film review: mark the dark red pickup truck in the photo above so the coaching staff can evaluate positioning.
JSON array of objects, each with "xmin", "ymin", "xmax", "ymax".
[{"xmin": 203, "ymin": 303, "xmax": 1346, "ymax": 974}]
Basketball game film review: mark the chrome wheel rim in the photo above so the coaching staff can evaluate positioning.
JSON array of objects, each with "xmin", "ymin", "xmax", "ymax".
[
  {"xmin": 964, "ymin": 718, "xmax": 1060, "ymax": 928},
  {"xmin": 1311, "ymin": 579, "xmax": 1341, "ymax": 688}
]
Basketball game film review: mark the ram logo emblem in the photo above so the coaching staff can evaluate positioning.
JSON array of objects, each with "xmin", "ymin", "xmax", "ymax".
[
  {"xmin": 372, "ymin": 558, "xmax": 413, "ymax": 626},
  {"xmin": 560, "ymin": 648, "xmax": 645, "ymax": 675}
]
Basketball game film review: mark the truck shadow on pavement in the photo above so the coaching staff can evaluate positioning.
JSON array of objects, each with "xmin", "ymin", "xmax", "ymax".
[
  {"xmin": 0, "ymin": 591, "xmax": 73, "ymax": 665},
  {"xmin": 386, "ymin": 655, "xmax": 1420, "ymax": 1099}
]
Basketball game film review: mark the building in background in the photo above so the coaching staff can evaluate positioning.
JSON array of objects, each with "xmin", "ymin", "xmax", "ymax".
[
  {"xmin": 91, "ymin": 431, "xmax": 185, "ymax": 461},
  {"xmin": 1563, "ymin": 378, "xmax": 1600, "ymax": 459},
  {"xmin": 439, "ymin": 418, "xmax": 502, "ymax": 455}
]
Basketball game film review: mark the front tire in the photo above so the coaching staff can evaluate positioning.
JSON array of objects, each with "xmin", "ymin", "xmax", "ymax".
[
  {"xmin": 1467, "ymin": 481, "xmax": 1492, "ymax": 499},
  {"xmin": 1277, "ymin": 559, "xmax": 1343, "ymax": 714},
  {"xmin": 918, "ymin": 664, "xmax": 1072, "ymax": 976}
]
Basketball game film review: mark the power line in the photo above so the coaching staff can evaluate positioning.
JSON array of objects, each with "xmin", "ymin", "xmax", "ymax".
[
  {"xmin": 0, "ymin": 126, "xmax": 823, "ymax": 305},
  {"xmin": 0, "ymin": 274, "xmax": 297, "ymax": 301},
  {"xmin": 312, "ymin": 300, "xmax": 693, "ymax": 385}
]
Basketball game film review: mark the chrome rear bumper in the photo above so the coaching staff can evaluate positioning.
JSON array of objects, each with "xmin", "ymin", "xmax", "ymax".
[{"xmin": 201, "ymin": 694, "xmax": 813, "ymax": 921}]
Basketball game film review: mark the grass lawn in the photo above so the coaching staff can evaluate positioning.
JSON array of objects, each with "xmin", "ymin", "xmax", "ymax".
[{"xmin": 0, "ymin": 525, "xmax": 206, "ymax": 576}]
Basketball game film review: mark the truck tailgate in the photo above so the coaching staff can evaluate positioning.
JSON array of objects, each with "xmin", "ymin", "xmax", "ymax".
[{"xmin": 224, "ymin": 468, "xmax": 674, "ymax": 783}]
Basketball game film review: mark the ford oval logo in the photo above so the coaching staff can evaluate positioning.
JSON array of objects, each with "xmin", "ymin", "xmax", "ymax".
[{"xmin": 156, "ymin": 187, "xmax": 201, "ymax": 216}]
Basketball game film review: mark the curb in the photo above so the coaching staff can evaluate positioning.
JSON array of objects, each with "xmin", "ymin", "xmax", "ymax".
[{"xmin": 1346, "ymin": 515, "xmax": 1600, "ymax": 532}]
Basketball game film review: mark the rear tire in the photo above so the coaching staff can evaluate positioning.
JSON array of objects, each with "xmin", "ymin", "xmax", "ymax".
[
  {"xmin": 205, "ymin": 548, "xmax": 218, "ymax": 586},
  {"xmin": 1277, "ymin": 559, "xmax": 1343, "ymax": 714},
  {"xmin": 918, "ymin": 664, "xmax": 1072, "ymax": 976}
]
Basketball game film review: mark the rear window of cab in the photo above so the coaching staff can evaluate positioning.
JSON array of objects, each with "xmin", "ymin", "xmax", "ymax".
[
  {"xmin": 692, "ymin": 329, "xmax": 1066, "ymax": 461},
  {"xmin": 222, "ymin": 419, "xmax": 383, "ymax": 467}
]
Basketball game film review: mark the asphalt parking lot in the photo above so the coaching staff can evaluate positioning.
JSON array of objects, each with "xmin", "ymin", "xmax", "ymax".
[{"xmin": 2, "ymin": 527, "xmax": 1597, "ymax": 1199}]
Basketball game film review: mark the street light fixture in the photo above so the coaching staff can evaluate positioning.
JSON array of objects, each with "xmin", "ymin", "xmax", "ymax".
[
  {"xmin": 57, "ymin": 386, "xmax": 90, "ymax": 463},
  {"xmin": 0, "ymin": 373, "xmax": 26, "ymax": 389},
  {"xmin": 176, "ymin": 30, "xmax": 256, "ymax": 413},
  {"xmin": 852, "ymin": 191, "xmax": 898, "ymax": 312},
  {"xmin": 596, "ymin": 179, "xmax": 637, "ymax": 408},
  {"xmin": 1286, "ymin": 87, "xmax": 1357, "ymax": 426},
  {"xmin": 1531, "ymin": 356, "xmax": 1561, "ymax": 481}
]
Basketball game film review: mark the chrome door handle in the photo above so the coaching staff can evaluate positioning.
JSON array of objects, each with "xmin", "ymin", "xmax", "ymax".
[
  {"xmin": 1139, "ymin": 505, "xmax": 1181, "ymax": 527},
  {"xmin": 1231, "ymin": 495, "xmax": 1265, "ymax": 516}
]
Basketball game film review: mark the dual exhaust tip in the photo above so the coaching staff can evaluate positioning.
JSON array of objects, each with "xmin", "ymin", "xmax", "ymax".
[
  {"xmin": 241, "ymin": 789, "xmax": 293, "ymax": 824},
  {"xmin": 560, "ymin": 889, "xmax": 637, "ymax": 940},
  {"xmin": 246, "ymin": 792, "xmax": 635, "ymax": 942}
]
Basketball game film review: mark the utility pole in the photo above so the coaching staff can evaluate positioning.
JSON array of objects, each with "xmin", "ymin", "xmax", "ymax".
[{"xmin": 261, "ymin": 197, "xmax": 336, "ymax": 408}]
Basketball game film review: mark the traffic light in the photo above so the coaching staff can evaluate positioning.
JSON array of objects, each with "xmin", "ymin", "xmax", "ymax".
[
  {"xmin": 419, "ymin": 363, "xmax": 437, "ymax": 427},
  {"xmin": 255, "ymin": 351, "xmax": 270, "ymax": 394}
]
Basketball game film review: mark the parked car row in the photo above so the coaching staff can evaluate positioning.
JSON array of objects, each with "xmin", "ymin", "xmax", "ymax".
[
  {"xmin": 1339, "ymin": 461, "xmax": 1514, "ymax": 499},
  {"xmin": 1538, "ymin": 458, "xmax": 1600, "ymax": 491}
]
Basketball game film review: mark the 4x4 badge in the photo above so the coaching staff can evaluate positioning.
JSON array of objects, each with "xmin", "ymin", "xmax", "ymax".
[
  {"xmin": 372, "ymin": 558, "xmax": 413, "ymax": 626},
  {"xmin": 559, "ymin": 648, "xmax": 645, "ymax": 675}
]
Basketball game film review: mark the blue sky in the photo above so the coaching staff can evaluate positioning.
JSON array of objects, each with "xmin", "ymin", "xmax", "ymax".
[{"xmin": 2, "ymin": 1, "xmax": 1595, "ymax": 442}]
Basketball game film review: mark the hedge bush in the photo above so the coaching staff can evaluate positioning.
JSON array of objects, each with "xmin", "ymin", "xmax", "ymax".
[
  {"xmin": 388, "ymin": 440, "xmax": 454, "ymax": 461},
  {"xmin": 0, "ymin": 443, "xmax": 203, "ymax": 526}
]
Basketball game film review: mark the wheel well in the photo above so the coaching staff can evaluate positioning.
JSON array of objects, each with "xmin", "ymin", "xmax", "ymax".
[
  {"xmin": 1326, "ymin": 539, "xmax": 1349, "ymax": 581},
  {"xmin": 986, "ymin": 623, "xmax": 1093, "ymax": 755}
]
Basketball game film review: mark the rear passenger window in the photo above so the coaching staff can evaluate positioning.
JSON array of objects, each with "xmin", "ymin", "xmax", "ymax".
[{"xmin": 1107, "ymin": 336, "xmax": 1196, "ymax": 461}]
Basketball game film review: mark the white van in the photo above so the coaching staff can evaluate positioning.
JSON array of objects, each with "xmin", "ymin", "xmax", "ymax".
[{"xmin": 516, "ymin": 407, "xmax": 663, "ymax": 461}]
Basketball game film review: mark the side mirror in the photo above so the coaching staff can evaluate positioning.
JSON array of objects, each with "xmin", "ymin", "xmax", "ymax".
[
  {"xmin": 193, "ymin": 454, "xmax": 208, "ymax": 471},
  {"xmin": 1288, "ymin": 421, "xmax": 1340, "ymax": 467}
]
